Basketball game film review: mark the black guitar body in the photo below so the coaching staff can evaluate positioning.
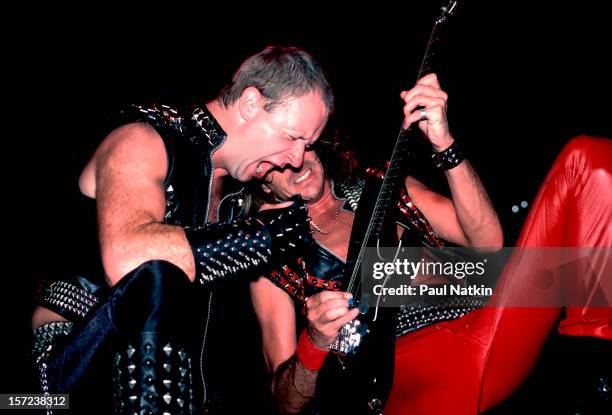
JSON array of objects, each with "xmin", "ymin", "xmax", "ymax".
[
  {"xmin": 314, "ymin": 175, "xmax": 400, "ymax": 414},
  {"xmin": 310, "ymin": 3, "xmax": 459, "ymax": 413},
  {"xmin": 315, "ymin": 307, "xmax": 397, "ymax": 414}
]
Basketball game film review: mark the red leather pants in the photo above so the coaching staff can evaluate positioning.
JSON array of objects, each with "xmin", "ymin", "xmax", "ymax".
[{"xmin": 385, "ymin": 135, "xmax": 612, "ymax": 414}]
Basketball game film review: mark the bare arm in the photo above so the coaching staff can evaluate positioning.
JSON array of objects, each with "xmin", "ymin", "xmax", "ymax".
[
  {"xmin": 400, "ymin": 73, "xmax": 503, "ymax": 249},
  {"xmin": 251, "ymin": 277, "xmax": 314, "ymax": 414},
  {"xmin": 444, "ymin": 159, "xmax": 503, "ymax": 247},
  {"xmin": 251, "ymin": 278, "xmax": 358, "ymax": 414},
  {"xmin": 251, "ymin": 277, "xmax": 297, "ymax": 374},
  {"xmin": 405, "ymin": 166, "xmax": 503, "ymax": 249},
  {"xmin": 80, "ymin": 122, "xmax": 195, "ymax": 286}
]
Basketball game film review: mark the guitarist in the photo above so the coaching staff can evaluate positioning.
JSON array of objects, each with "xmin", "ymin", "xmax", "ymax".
[{"xmin": 250, "ymin": 73, "xmax": 503, "ymax": 414}]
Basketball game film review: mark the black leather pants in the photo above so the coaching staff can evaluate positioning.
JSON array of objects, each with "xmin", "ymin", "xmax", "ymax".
[{"xmin": 44, "ymin": 260, "xmax": 202, "ymax": 413}]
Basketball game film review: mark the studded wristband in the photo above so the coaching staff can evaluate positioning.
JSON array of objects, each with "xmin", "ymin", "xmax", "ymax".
[{"xmin": 432, "ymin": 141, "xmax": 465, "ymax": 170}]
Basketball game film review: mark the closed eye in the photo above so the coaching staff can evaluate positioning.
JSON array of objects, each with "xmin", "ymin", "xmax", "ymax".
[
  {"xmin": 287, "ymin": 132, "xmax": 317, "ymax": 153},
  {"xmin": 288, "ymin": 134, "xmax": 312, "ymax": 148}
]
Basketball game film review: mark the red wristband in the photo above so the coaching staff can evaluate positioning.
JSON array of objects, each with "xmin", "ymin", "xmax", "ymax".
[{"xmin": 296, "ymin": 329, "xmax": 330, "ymax": 371}]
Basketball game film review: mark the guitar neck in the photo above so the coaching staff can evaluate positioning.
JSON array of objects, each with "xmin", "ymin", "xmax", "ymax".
[
  {"xmin": 346, "ymin": 2, "xmax": 459, "ymax": 296},
  {"xmin": 365, "ymin": 17, "xmax": 448, "ymax": 238},
  {"xmin": 417, "ymin": 21, "xmax": 444, "ymax": 79}
]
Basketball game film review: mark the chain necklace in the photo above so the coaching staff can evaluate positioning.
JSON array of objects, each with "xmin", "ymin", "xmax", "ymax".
[{"xmin": 309, "ymin": 203, "xmax": 342, "ymax": 235}]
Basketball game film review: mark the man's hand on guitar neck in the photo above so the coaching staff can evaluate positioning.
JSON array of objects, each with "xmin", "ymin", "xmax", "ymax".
[
  {"xmin": 401, "ymin": 73, "xmax": 454, "ymax": 152},
  {"xmin": 399, "ymin": 73, "xmax": 504, "ymax": 249},
  {"xmin": 305, "ymin": 290, "xmax": 361, "ymax": 349}
]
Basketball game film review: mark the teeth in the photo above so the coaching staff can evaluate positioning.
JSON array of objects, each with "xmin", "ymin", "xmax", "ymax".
[
  {"xmin": 256, "ymin": 164, "xmax": 263, "ymax": 174},
  {"xmin": 294, "ymin": 169, "xmax": 311, "ymax": 183}
]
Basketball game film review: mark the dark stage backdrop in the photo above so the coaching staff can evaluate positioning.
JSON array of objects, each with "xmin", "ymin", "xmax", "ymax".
[{"xmin": 5, "ymin": 1, "xmax": 611, "ymax": 413}]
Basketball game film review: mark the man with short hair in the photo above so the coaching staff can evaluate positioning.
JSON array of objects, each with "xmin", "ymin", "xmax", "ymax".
[{"xmin": 32, "ymin": 45, "xmax": 332, "ymax": 413}]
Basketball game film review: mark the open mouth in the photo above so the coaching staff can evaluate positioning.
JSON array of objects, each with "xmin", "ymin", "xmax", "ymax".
[
  {"xmin": 294, "ymin": 168, "xmax": 312, "ymax": 184},
  {"xmin": 255, "ymin": 162, "xmax": 273, "ymax": 179}
]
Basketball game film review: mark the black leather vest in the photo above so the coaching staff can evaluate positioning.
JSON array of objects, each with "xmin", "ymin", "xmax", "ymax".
[
  {"xmin": 299, "ymin": 177, "xmax": 427, "ymax": 299},
  {"xmin": 119, "ymin": 103, "xmax": 237, "ymax": 228},
  {"xmin": 52, "ymin": 104, "xmax": 240, "ymax": 297},
  {"xmin": 38, "ymin": 102, "xmax": 247, "ymax": 322},
  {"xmin": 294, "ymin": 177, "xmax": 486, "ymax": 340},
  {"xmin": 298, "ymin": 178, "xmax": 361, "ymax": 299}
]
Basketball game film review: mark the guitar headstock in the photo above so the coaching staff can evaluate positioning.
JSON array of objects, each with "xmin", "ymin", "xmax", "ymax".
[{"xmin": 436, "ymin": 0, "xmax": 459, "ymax": 25}]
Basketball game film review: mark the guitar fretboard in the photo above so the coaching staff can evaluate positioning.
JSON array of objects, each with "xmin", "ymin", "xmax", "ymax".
[{"xmin": 346, "ymin": 1, "xmax": 458, "ymax": 296}]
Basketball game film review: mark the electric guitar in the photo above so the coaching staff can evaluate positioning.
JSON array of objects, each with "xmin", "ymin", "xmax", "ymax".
[{"xmin": 315, "ymin": 2, "xmax": 460, "ymax": 413}]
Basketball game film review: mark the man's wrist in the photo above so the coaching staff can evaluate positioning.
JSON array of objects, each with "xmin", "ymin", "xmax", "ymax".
[
  {"xmin": 307, "ymin": 328, "xmax": 335, "ymax": 350},
  {"xmin": 432, "ymin": 140, "xmax": 465, "ymax": 170},
  {"xmin": 296, "ymin": 329, "xmax": 330, "ymax": 371},
  {"xmin": 431, "ymin": 136, "xmax": 455, "ymax": 153}
]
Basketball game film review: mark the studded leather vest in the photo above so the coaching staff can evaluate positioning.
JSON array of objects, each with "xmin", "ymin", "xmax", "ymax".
[
  {"xmin": 274, "ymin": 176, "xmax": 486, "ymax": 337},
  {"xmin": 301, "ymin": 178, "xmax": 362, "ymax": 297},
  {"xmin": 271, "ymin": 176, "xmax": 430, "ymax": 301},
  {"xmin": 36, "ymin": 103, "xmax": 242, "ymax": 312},
  {"xmin": 34, "ymin": 103, "xmax": 250, "ymax": 409},
  {"xmin": 121, "ymin": 103, "xmax": 239, "ymax": 227}
]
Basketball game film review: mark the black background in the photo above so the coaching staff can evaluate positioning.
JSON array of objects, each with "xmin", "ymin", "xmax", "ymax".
[{"xmin": 4, "ymin": 1, "xmax": 611, "ymax": 412}]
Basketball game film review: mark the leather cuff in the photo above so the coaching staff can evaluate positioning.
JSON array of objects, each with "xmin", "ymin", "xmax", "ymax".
[
  {"xmin": 432, "ymin": 141, "xmax": 465, "ymax": 170},
  {"xmin": 185, "ymin": 218, "xmax": 272, "ymax": 285}
]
